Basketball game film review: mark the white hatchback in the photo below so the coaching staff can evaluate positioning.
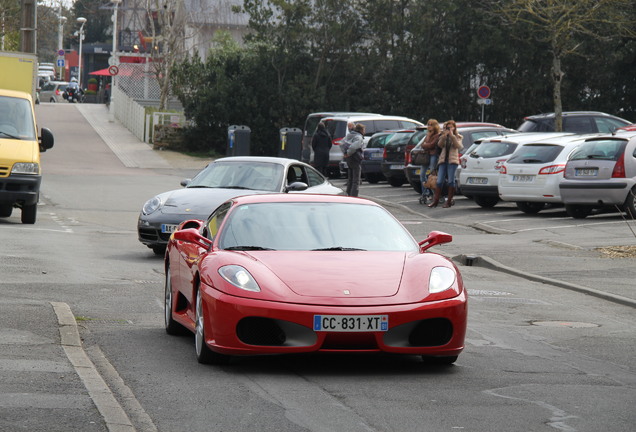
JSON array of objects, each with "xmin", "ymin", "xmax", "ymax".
[
  {"xmin": 460, "ymin": 132, "xmax": 571, "ymax": 208},
  {"xmin": 498, "ymin": 134, "xmax": 601, "ymax": 214}
]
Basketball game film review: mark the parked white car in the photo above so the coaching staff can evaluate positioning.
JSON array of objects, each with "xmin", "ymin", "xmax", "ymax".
[
  {"xmin": 559, "ymin": 130, "xmax": 636, "ymax": 218},
  {"xmin": 460, "ymin": 133, "xmax": 571, "ymax": 207},
  {"xmin": 498, "ymin": 134, "xmax": 601, "ymax": 214}
]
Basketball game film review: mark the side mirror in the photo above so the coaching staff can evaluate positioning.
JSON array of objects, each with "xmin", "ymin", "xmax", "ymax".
[
  {"xmin": 180, "ymin": 179, "xmax": 191, "ymax": 187},
  {"xmin": 39, "ymin": 127, "xmax": 54, "ymax": 152},
  {"xmin": 173, "ymin": 228, "xmax": 212, "ymax": 250},
  {"xmin": 285, "ymin": 181, "xmax": 308, "ymax": 193},
  {"xmin": 419, "ymin": 230, "xmax": 453, "ymax": 252}
]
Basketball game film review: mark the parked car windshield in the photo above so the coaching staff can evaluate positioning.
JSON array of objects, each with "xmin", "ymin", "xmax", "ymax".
[
  {"xmin": 506, "ymin": 144, "xmax": 564, "ymax": 164},
  {"xmin": 368, "ymin": 133, "xmax": 395, "ymax": 148},
  {"xmin": 218, "ymin": 202, "xmax": 419, "ymax": 252},
  {"xmin": 471, "ymin": 141, "xmax": 518, "ymax": 158},
  {"xmin": 568, "ymin": 139, "xmax": 627, "ymax": 161},
  {"xmin": 188, "ymin": 161, "xmax": 284, "ymax": 191}
]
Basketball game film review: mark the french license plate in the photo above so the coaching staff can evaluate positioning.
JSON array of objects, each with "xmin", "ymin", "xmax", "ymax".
[
  {"xmin": 575, "ymin": 168, "xmax": 598, "ymax": 176},
  {"xmin": 313, "ymin": 315, "xmax": 389, "ymax": 332},
  {"xmin": 370, "ymin": 153, "xmax": 383, "ymax": 160},
  {"xmin": 512, "ymin": 175, "xmax": 534, "ymax": 182},
  {"xmin": 467, "ymin": 177, "xmax": 488, "ymax": 185},
  {"xmin": 161, "ymin": 224, "xmax": 178, "ymax": 234},
  {"xmin": 390, "ymin": 164, "xmax": 403, "ymax": 170}
]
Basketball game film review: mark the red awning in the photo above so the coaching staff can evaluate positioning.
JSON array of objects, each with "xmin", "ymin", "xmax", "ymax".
[{"xmin": 89, "ymin": 68, "xmax": 112, "ymax": 76}]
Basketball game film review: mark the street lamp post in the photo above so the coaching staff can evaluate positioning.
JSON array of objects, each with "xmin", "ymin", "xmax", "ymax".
[
  {"xmin": 109, "ymin": 0, "xmax": 122, "ymax": 122},
  {"xmin": 76, "ymin": 17, "xmax": 87, "ymax": 89},
  {"xmin": 58, "ymin": 11, "xmax": 67, "ymax": 80}
]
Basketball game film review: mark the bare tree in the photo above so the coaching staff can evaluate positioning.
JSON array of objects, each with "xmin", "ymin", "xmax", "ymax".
[{"xmin": 487, "ymin": 0, "xmax": 635, "ymax": 130}]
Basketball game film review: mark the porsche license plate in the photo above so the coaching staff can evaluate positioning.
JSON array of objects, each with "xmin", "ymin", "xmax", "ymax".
[
  {"xmin": 313, "ymin": 315, "xmax": 389, "ymax": 332},
  {"xmin": 161, "ymin": 224, "xmax": 178, "ymax": 234}
]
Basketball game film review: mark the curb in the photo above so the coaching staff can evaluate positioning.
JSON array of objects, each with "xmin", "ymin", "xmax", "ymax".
[
  {"xmin": 452, "ymin": 254, "xmax": 636, "ymax": 309},
  {"xmin": 50, "ymin": 302, "xmax": 136, "ymax": 432}
]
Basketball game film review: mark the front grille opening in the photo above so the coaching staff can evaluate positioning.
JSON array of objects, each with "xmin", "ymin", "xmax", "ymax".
[
  {"xmin": 408, "ymin": 318, "xmax": 453, "ymax": 347},
  {"xmin": 237, "ymin": 317, "xmax": 286, "ymax": 346},
  {"xmin": 322, "ymin": 332, "xmax": 377, "ymax": 350}
]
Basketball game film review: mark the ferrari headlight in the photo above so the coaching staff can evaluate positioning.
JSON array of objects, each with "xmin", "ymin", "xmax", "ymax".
[
  {"xmin": 429, "ymin": 266, "xmax": 456, "ymax": 293},
  {"xmin": 142, "ymin": 196, "xmax": 162, "ymax": 215},
  {"xmin": 219, "ymin": 265, "xmax": 261, "ymax": 292},
  {"xmin": 11, "ymin": 163, "xmax": 39, "ymax": 175}
]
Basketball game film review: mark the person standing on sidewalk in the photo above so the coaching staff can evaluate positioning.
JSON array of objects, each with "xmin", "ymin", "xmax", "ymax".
[
  {"xmin": 428, "ymin": 120, "xmax": 463, "ymax": 208},
  {"xmin": 343, "ymin": 123, "xmax": 366, "ymax": 197}
]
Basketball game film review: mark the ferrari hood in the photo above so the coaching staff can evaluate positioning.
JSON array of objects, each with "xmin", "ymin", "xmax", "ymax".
[
  {"xmin": 255, "ymin": 251, "xmax": 406, "ymax": 298},
  {"xmin": 160, "ymin": 188, "xmax": 266, "ymax": 217}
]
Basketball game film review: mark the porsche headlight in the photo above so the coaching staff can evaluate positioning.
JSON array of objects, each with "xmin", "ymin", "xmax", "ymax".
[
  {"xmin": 429, "ymin": 266, "xmax": 456, "ymax": 293},
  {"xmin": 12, "ymin": 163, "xmax": 39, "ymax": 175},
  {"xmin": 219, "ymin": 265, "xmax": 261, "ymax": 292},
  {"xmin": 142, "ymin": 196, "xmax": 163, "ymax": 215}
]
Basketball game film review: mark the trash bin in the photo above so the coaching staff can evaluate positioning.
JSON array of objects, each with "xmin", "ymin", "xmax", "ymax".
[
  {"xmin": 227, "ymin": 125, "xmax": 251, "ymax": 156},
  {"xmin": 278, "ymin": 127, "xmax": 302, "ymax": 160}
]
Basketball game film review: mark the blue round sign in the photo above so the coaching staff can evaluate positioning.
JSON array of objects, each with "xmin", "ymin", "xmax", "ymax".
[{"xmin": 478, "ymin": 85, "xmax": 491, "ymax": 99}]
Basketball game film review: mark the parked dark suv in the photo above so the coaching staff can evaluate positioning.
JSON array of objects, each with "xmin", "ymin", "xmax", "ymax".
[{"xmin": 518, "ymin": 111, "xmax": 631, "ymax": 134}]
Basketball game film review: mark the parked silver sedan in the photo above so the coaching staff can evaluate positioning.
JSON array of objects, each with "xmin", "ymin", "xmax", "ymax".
[
  {"xmin": 138, "ymin": 156, "xmax": 344, "ymax": 254},
  {"xmin": 559, "ymin": 131, "xmax": 636, "ymax": 218}
]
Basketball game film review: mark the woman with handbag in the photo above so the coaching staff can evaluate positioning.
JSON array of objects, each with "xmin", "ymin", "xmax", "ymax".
[
  {"xmin": 428, "ymin": 120, "xmax": 463, "ymax": 208},
  {"xmin": 417, "ymin": 119, "xmax": 441, "ymax": 204}
]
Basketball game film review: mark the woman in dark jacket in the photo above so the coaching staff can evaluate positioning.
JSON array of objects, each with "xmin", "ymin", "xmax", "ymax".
[{"xmin": 311, "ymin": 122, "xmax": 332, "ymax": 175}]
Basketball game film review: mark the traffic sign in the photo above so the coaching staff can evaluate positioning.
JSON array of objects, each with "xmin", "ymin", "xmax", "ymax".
[
  {"xmin": 477, "ymin": 85, "xmax": 491, "ymax": 99},
  {"xmin": 58, "ymin": 49, "xmax": 65, "ymax": 57},
  {"xmin": 108, "ymin": 56, "xmax": 117, "ymax": 66},
  {"xmin": 108, "ymin": 65, "xmax": 119, "ymax": 76},
  {"xmin": 57, "ymin": 59, "xmax": 65, "ymax": 67}
]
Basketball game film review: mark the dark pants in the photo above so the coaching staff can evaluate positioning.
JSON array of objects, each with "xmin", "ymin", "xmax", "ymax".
[{"xmin": 346, "ymin": 156, "xmax": 362, "ymax": 197}]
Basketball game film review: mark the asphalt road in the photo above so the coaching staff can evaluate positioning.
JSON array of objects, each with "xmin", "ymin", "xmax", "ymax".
[{"xmin": 0, "ymin": 103, "xmax": 634, "ymax": 432}]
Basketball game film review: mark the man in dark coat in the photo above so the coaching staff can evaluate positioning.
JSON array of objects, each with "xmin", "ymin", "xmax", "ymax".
[{"xmin": 311, "ymin": 122, "xmax": 332, "ymax": 176}]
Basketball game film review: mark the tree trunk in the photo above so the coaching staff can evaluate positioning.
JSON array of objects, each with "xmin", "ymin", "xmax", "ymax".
[{"xmin": 552, "ymin": 51, "xmax": 564, "ymax": 132}]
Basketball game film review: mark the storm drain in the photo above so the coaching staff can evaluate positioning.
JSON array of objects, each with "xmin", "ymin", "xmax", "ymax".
[{"xmin": 531, "ymin": 321, "xmax": 599, "ymax": 328}]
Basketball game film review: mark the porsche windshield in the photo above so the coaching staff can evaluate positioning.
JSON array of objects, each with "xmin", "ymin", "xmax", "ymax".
[
  {"xmin": 188, "ymin": 161, "xmax": 284, "ymax": 191},
  {"xmin": 219, "ymin": 202, "xmax": 419, "ymax": 252}
]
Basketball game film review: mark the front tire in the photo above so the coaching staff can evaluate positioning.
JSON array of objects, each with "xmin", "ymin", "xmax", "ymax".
[
  {"xmin": 165, "ymin": 267, "xmax": 186, "ymax": 335},
  {"xmin": 516, "ymin": 201, "xmax": 545, "ymax": 214},
  {"xmin": 0, "ymin": 204, "xmax": 12, "ymax": 218},
  {"xmin": 21, "ymin": 203, "xmax": 37, "ymax": 224},
  {"xmin": 195, "ymin": 289, "xmax": 230, "ymax": 365}
]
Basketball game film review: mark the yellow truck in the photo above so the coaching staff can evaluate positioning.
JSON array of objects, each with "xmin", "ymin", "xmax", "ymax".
[{"xmin": 1, "ymin": 51, "xmax": 54, "ymax": 224}]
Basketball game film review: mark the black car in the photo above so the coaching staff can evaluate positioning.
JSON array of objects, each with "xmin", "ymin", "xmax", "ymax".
[
  {"xmin": 380, "ymin": 128, "xmax": 423, "ymax": 187},
  {"xmin": 518, "ymin": 111, "xmax": 631, "ymax": 133}
]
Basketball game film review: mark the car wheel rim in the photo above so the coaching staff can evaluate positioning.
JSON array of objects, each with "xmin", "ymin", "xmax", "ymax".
[
  {"xmin": 195, "ymin": 291, "xmax": 204, "ymax": 356},
  {"xmin": 164, "ymin": 269, "xmax": 172, "ymax": 328}
]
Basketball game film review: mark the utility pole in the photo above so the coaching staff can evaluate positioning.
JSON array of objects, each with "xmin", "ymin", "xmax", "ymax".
[{"xmin": 20, "ymin": 0, "xmax": 37, "ymax": 54}]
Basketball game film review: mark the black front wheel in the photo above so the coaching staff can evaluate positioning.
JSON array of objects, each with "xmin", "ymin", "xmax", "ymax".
[{"xmin": 516, "ymin": 201, "xmax": 546, "ymax": 214}]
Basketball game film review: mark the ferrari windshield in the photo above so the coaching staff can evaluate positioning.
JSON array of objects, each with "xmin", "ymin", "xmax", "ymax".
[
  {"xmin": 188, "ymin": 161, "xmax": 284, "ymax": 192},
  {"xmin": 218, "ymin": 202, "xmax": 419, "ymax": 252}
]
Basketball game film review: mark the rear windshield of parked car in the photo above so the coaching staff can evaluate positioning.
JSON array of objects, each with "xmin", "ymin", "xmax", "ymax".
[
  {"xmin": 471, "ymin": 142, "xmax": 518, "ymax": 158},
  {"xmin": 568, "ymin": 139, "xmax": 627, "ymax": 161},
  {"xmin": 507, "ymin": 144, "xmax": 564, "ymax": 164}
]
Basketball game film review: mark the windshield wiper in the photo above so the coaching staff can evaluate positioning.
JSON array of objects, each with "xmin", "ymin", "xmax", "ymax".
[
  {"xmin": 187, "ymin": 185, "xmax": 254, "ymax": 190},
  {"xmin": 312, "ymin": 247, "xmax": 366, "ymax": 251},
  {"xmin": 225, "ymin": 245, "xmax": 276, "ymax": 251},
  {"xmin": 0, "ymin": 131, "xmax": 21, "ymax": 139},
  {"xmin": 586, "ymin": 154, "xmax": 608, "ymax": 159}
]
